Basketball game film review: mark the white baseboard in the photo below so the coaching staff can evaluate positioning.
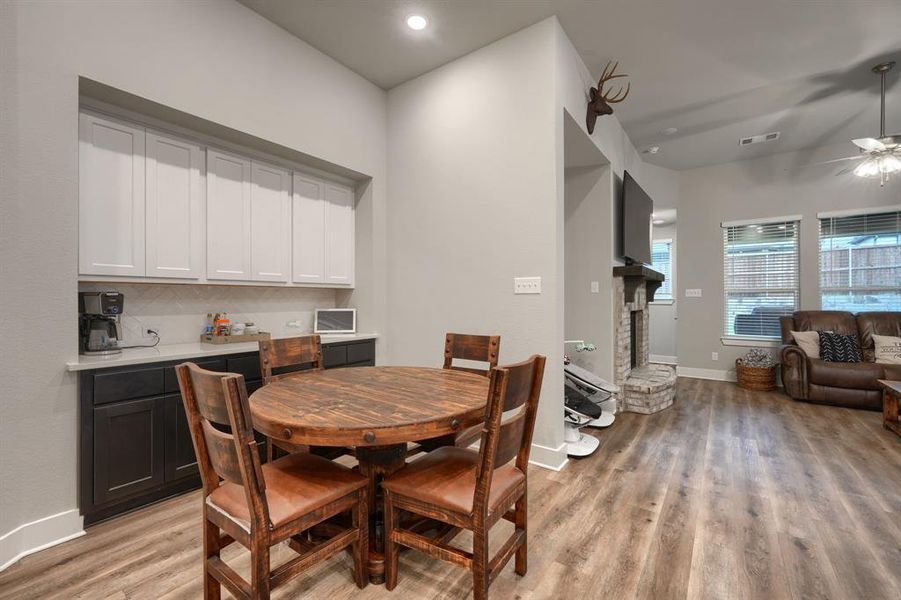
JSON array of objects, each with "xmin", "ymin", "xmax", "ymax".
[
  {"xmin": 0, "ymin": 509, "xmax": 84, "ymax": 572},
  {"xmin": 529, "ymin": 442, "xmax": 568, "ymax": 471},
  {"xmin": 676, "ymin": 366, "xmax": 736, "ymax": 382},
  {"xmin": 650, "ymin": 354, "xmax": 677, "ymax": 365}
]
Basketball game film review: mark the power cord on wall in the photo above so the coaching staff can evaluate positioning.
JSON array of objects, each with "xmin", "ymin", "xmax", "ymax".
[{"xmin": 119, "ymin": 328, "xmax": 161, "ymax": 349}]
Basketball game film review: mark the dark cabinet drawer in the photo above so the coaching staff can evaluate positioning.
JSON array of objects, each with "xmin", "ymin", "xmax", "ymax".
[
  {"xmin": 226, "ymin": 355, "xmax": 262, "ymax": 382},
  {"xmin": 94, "ymin": 368, "xmax": 163, "ymax": 405},
  {"xmin": 347, "ymin": 341, "xmax": 375, "ymax": 365},
  {"xmin": 163, "ymin": 359, "xmax": 226, "ymax": 393},
  {"xmin": 93, "ymin": 397, "xmax": 165, "ymax": 505},
  {"xmin": 322, "ymin": 344, "xmax": 347, "ymax": 368}
]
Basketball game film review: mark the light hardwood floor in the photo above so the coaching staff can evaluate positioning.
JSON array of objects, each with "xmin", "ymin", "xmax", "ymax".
[{"xmin": 1, "ymin": 378, "xmax": 899, "ymax": 599}]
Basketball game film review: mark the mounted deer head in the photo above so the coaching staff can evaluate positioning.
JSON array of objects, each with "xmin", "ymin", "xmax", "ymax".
[{"xmin": 586, "ymin": 61, "xmax": 631, "ymax": 134}]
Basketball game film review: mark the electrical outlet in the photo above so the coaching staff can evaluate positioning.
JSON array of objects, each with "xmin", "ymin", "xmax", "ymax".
[
  {"xmin": 711, "ymin": 352, "xmax": 719, "ymax": 361},
  {"xmin": 685, "ymin": 289, "xmax": 702, "ymax": 298},
  {"xmin": 514, "ymin": 277, "xmax": 541, "ymax": 294},
  {"xmin": 286, "ymin": 320, "xmax": 303, "ymax": 329},
  {"xmin": 590, "ymin": 281, "xmax": 600, "ymax": 293}
]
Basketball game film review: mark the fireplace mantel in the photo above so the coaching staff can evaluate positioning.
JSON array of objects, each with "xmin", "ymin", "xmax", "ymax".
[{"xmin": 612, "ymin": 265, "xmax": 665, "ymax": 303}]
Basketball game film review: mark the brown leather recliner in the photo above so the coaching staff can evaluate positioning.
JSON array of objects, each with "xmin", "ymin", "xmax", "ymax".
[{"xmin": 780, "ymin": 310, "xmax": 901, "ymax": 411}]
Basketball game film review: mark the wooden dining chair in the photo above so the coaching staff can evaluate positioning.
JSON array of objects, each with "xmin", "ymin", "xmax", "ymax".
[
  {"xmin": 441, "ymin": 333, "xmax": 501, "ymax": 450},
  {"xmin": 259, "ymin": 335, "xmax": 323, "ymax": 461},
  {"xmin": 382, "ymin": 354, "xmax": 546, "ymax": 600},
  {"xmin": 444, "ymin": 333, "xmax": 501, "ymax": 376},
  {"xmin": 176, "ymin": 362, "xmax": 368, "ymax": 600}
]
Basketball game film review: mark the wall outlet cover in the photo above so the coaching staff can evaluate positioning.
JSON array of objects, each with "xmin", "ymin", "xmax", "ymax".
[
  {"xmin": 685, "ymin": 288, "xmax": 702, "ymax": 298},
  {"xmin": 590, "ymin": 281, "xmax": 600, "ymax": 293},
  {"xmin": 711, "ymin": 352, "xmax": 719, "ymax": 361},
  {"xmin": 514, "ymin": 276, "xmax": 541, "ymax": 294}
]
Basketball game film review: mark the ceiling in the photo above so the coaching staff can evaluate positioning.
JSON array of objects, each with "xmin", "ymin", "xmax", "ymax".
[{"xmin": 239, "ymin": 0, "xmax": 901, "ymax": 170}]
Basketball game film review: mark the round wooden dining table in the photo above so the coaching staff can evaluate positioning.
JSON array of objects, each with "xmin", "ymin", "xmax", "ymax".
[{"xmin": 248, "ymin": 366, "xmax": 490, "ymax": 584}]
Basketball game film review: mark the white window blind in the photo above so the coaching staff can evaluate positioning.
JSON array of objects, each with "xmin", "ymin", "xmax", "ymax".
[
  {"xmin": 819, "ymin": 210, "xmax": 901, "ymax": 313},
  {"xmin": 722, "ymin": 219, "xmax": 799, "ymax": 338},
  {"xmin": 651, "ymin": 239, "xmax": 673, "ymax": 300}
]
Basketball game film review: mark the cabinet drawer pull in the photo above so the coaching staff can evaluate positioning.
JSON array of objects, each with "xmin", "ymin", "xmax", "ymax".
[
  {"xmin": 282, "ymin": 428, "xmax": 292, "ymax": 439},
  {"xmin": 451, "ymin": 418, "xmax": 461, "ymax": 430},
  {"xmin": 363, "ymin": 431, "xmax": 376, "ymax": 443}
]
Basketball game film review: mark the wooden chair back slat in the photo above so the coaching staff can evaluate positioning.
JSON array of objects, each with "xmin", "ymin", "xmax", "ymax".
[
  {"xmin": 176, "ymin": 362, "xmax": 268, "ymax": 525},
  {"xmin": 259, "ymin": 335, "xmax": 323, "ymax": 385},
  {"xmin": 201, "ymin": 420, "xmax": 244, "ymax": 484},
  {"xmin": 185, "ymin": 365, "xmax": 233, "ymax": 426},
  {"xmin": 492, "ymin": 412, "xmax": 527, "ymax": 468},
  {"xmin": 443, "ymin": 333, "xmax": 500, "ymax": 376},
  {"xmin": 474, "ymin": 355, "xmax": 546, "ymax": 512}
]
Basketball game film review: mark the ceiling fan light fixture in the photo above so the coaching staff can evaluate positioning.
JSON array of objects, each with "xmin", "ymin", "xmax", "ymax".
[
  {"xmin": 880, "ymin": 154, "xmax": 901, "ymax": 174},
  {"xmin": 853, "ymin": 157, "xmax": 880, "ymax": 178}
]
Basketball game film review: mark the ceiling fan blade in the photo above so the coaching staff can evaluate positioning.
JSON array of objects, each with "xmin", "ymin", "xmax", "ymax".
[
  {"xmin": 793, "ymin": 155, "xmax": 862, "ymax": 170},
  {"xmin": 852, "ymin": 138, "xmax": 886, "ymax": 151},
  {"xmin": 834, "ymin": 166, "xmax": 855, "ymax": 176}
]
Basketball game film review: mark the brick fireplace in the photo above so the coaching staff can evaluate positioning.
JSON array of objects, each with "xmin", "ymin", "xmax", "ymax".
[{"xmin": 613, "ymin": 266, "xmax": 676, "ymax": 414}]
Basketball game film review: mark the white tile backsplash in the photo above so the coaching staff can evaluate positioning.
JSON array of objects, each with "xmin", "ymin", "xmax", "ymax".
[{"xmin": 78, "ymin": 282, "xmax": 336, "ymax": 345}]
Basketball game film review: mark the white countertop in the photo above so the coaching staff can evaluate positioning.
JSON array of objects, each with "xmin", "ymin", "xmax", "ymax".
[{"xmin": 66, "ymin": 333, "xmax": 379, "ymax": 371}]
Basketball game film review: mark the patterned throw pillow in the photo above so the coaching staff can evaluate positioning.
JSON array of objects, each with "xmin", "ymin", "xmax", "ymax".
[{"xmin": 819, "ymin": 332, "xmax": 862, "ymax": 363}]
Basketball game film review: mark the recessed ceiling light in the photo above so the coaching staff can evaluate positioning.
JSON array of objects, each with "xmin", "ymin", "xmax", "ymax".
[
  {"xmin": 643, "ymin": 145, "xmax": 660, "ymax": 155},
  {"xmin": 406, "ymin": 15, "xmax": 428, "ymax": 30},
  {"xmin": 662, "ymin": 127, "xmax": 678, "ymax": 135}
]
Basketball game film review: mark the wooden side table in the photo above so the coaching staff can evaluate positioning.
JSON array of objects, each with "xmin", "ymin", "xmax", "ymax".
[{"xmin": 878, "ymin": 380, "xmax": 901, "ymax": 437}]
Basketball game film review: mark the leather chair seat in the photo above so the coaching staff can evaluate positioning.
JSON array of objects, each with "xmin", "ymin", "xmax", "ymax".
[
  {"xmin": 208, "ymin": 452, "xmax": 366, "ymax": 530},
  {"xmin": 382, "ymin": 446, "xmax": 524, "ymax": 516},
  {"xmin": 807, "ymin": 358, "xmax": 884, "ymax": 391}
]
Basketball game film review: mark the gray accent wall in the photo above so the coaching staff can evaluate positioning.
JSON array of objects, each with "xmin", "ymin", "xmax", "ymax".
[{"xmin": 676, "ymin": 141, "xmax": 900, "ymax": 375}]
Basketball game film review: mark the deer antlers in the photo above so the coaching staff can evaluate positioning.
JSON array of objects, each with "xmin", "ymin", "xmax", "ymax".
[
  {"xmin": 586, "ymin": 61, "xmax": 631, "ymax": 134},
  {"xmin": 597, "ymin": 61, "xmax": 631, "ymax": 104}
]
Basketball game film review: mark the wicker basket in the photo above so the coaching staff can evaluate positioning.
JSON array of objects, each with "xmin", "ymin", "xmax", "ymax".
[{"xmin": 735, "ymin": 359, "xmax": 776, "ymax": 391}]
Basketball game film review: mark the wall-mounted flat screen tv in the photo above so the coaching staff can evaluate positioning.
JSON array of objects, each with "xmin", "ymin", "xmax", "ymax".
[{"xmin": 621, "ymin": 171, "xmax": 653, "ymax": 265}]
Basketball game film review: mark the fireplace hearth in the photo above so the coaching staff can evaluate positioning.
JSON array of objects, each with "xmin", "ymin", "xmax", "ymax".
[{"xmin": 613, "ymin": 265, "xmax": 676, "ymax": 414}]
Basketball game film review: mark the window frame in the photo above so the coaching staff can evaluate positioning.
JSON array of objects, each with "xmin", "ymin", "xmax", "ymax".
[
  {"xmin": 817, "ymin": 206, "xmax": 901, "ymax": 314},
  {"xmin": 720, "ymin": 215, "xmax": 802, "ymax": 345},
  {"xmin": 650, "ymin": 238, "xmax": 674, "ymax": 304}
]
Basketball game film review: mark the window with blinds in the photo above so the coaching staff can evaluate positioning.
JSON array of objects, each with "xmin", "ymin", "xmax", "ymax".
[
  {"xmin": 819, "ymin": 210, "xmax": 901, "ymax": 313},
  {"xmin": 722, "ymin": 219, "xmax": 800, "ymax": 339},
  {"xmin": 651, "ymin": 239, "xmax": 673, "ymax": 300}
]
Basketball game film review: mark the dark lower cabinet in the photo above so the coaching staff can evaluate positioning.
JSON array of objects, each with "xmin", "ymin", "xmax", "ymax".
[
  {"xmin": 163, "ymin": 393, "xmax": 199, "ymax": 482},
  {"xmin": 93, "ymin": 397, "xmax": 165, "ymax": 505},
  {"xmin": 80, "ymin": 338, "xmax": 375, "ymax": 525}
]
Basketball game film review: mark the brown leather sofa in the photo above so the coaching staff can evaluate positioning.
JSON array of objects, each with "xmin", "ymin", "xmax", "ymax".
[{"xmin": 780, "ymin": 310, "xmax": 901, "ymax": 410}]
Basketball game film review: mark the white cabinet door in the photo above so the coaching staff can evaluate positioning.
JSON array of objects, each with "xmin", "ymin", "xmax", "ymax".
[
  {"xmin": 206, "ymin": 150, "xmax": 252, "ymax": 280},
  {"xmin": 324, "ymin": 183, "xmax": 354, "ymax": 286},
  {"xmin": 79, "ymin": 112, "xmax": 146, "ymax": 276},
  {"xmin": 145, "ymin": 132, "xmax": 204, "ymax": 279},
  {"xmin": 292, "ymin": 174, "xmax": 325, "ymax": 283},
  {"xmin": 250, "ymin": 161, "xmax": 291, "ymax": 282}
]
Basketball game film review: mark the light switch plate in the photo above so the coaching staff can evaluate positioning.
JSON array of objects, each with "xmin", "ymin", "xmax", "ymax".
[
  {"xmin": 590, "ymin": 281, "xmax": 600, "ymax": 293},
  {"xmin": 685, "ymin": 288, "xmax": 702, "ymax": 298},
  {"xmin": 514, "ymin": 276, "xmax": 542, "ymax": 294}
]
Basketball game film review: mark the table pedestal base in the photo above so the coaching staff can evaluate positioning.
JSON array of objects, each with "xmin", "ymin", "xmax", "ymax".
[{"xmin": 355, "ymin": 444, "xmax": 408, "ymax": 584}]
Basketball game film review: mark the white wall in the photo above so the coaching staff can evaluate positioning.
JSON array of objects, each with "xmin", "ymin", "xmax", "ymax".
[
  {"xmin": 386, "ymin": 19, "xmax": 564, "ymax": 467},
  {"xmin": 649, "ymin": 224, "xmax": 677, "ymax": 363},
  {"xmin": 565, "ymin": 165, "xmax": 615, "ymax": 380},
  {"xmin": 0, "ymin": 0, "xmax": 387, "ymax": 568},
  {"xmin": 676, "ymin": 141, "xmax": 901, "ymax": 376}
]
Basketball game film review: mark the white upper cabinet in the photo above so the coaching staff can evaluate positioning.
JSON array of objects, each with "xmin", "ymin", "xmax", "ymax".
[
  {"xmin": 78, "ymin": 112, "xmax": 355, "ymax": 288},
  {"xmin": 145, "ymin": 132, "xmax": 204, "ymax": 279},
  {"xmin": 206, "ymin": 149, "xmax": 252, "ymax": 280},
  {"xmin": 324, "ymin": 184, "xmax": 355, "ymax": 286},
  {"xmin": 292, "ymin": 174, "xmax": 326, "ymax": 283},
  {"xmin": 250, "ymin": 161, "xmax": 292, "ymax": 282},
  {"xmin": 79, "ymin": 112, "xmax": 146, "ymax": 276}
]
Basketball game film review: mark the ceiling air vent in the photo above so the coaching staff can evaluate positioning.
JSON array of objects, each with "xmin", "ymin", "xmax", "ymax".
[{"xmin": 739, "ymin": 131, "xmax": 780, "ymax": 146}]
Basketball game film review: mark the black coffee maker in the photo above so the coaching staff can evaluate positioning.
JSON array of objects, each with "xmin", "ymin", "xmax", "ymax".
[{"xmin": 79, "ymin": 292, "xmax": 124, "ymax": 355}]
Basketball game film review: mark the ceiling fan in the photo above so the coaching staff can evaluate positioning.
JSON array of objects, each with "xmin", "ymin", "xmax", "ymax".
[{"xmin": 804, "ymin": 61, "xmax": 900, "ymax": 186}]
